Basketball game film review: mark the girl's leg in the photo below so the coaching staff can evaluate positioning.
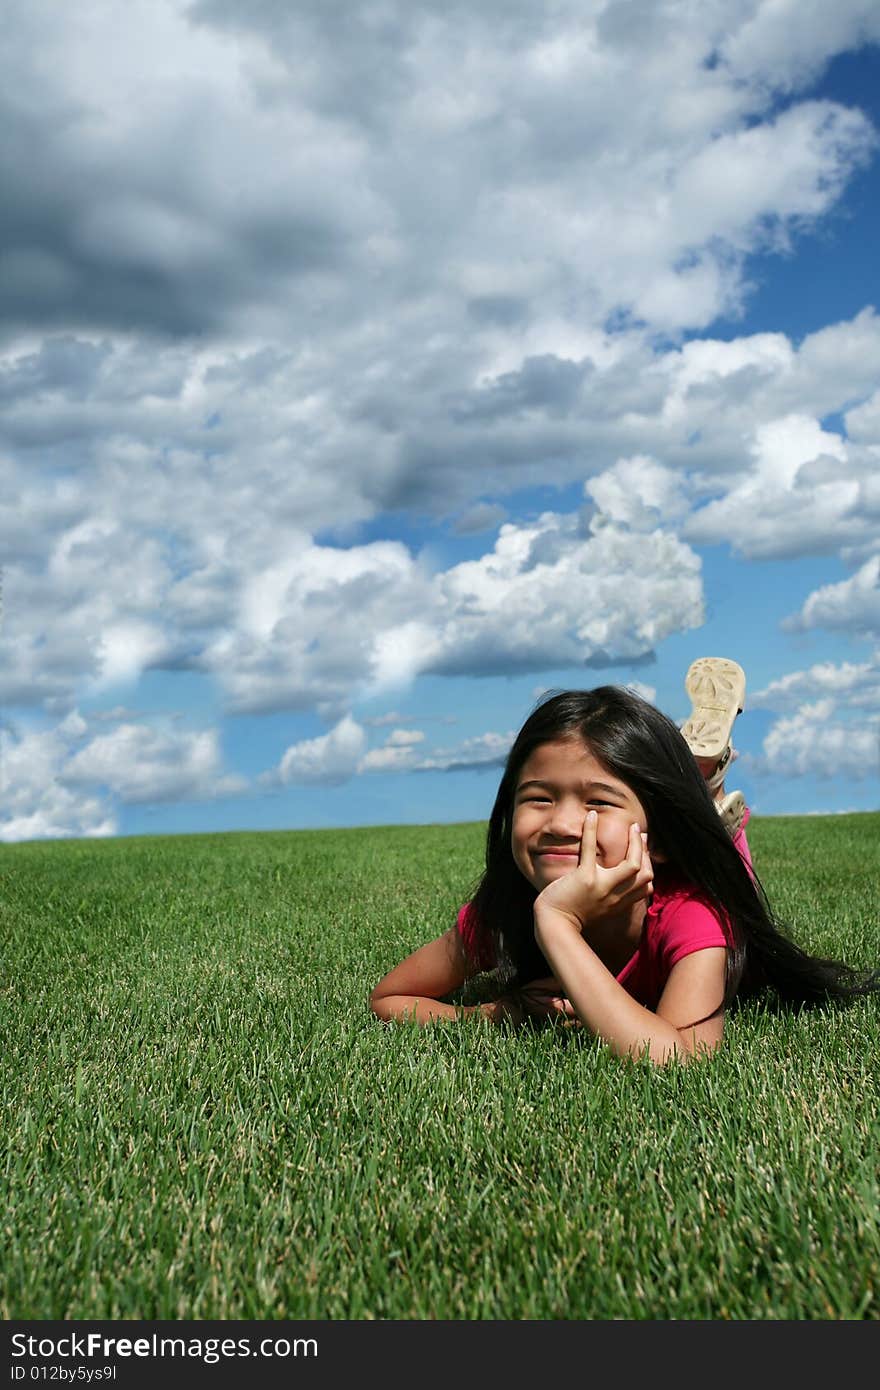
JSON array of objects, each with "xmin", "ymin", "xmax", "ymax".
[{"xmin": 681, "ymin": 657, "xmax": 746, "ymax": 835}]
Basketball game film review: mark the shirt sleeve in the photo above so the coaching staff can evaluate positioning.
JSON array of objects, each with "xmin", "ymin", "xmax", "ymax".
[
  {"xmin": 456, "ymin": 902, "xmax": 495, "ymax": 971},
  {"xmin": 657, "ymin": 894, "xmax": 731, "ymax": 974}
]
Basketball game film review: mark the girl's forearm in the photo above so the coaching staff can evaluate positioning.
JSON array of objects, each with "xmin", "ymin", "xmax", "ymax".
[
  {"xmin": 370, "ymin": 994, "xmax": 521, "ymax": 1026},
  {"xmin": 533, "ymin": 908, "xmax": 690, "ymax": 1063}
]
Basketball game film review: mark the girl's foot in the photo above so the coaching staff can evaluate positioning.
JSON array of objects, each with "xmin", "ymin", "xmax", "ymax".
[
  {"xmin": 681, "ymin": 657, "xmax": 746, "ymax": 836},
  {"xmin": 680, "ymin": 657, "xmax": 746, "ymax": 763},
  {"xmin": 716, "ymin": 789, "xmax": 746, "ymax": 837}
]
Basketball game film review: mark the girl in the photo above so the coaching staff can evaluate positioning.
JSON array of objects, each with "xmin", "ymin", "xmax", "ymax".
[{"xmin": 369, "ymin": 679, "xmax": 878, "ymax": 1064}]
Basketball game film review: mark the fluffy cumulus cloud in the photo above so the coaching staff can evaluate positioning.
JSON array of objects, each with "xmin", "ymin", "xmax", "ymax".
[
  {"xmin": 750, "ymin": 655, "xmax": 880, "ymax": 780},
  {"xmin": 716, "ymin": 0, "xmax": 880, "ymax": 90},
  {"xmin": 751, "ymin": 657, "xmax": 880, "ymax": 712},
  {"xmin": 412, "ymin": 731, "xmax": 516, "ymax": 773},
  {"xmin": 63, "ymin": 723, "xmax": 245, "ymax": 803},
  {"xmin": 0, "ymin": 716, "xmax": 117, "ymax": 842},
  {"xmin": 431, "ymin": 515, "xmax": 703, "ymax": 675},
  {"xmin": 4, "ymin": 329, "xmax": 880, "ymax": 826},
  {"xmin": 783, "ymin": 555, "xmax": 880, "ymax": 636},
  {"xmin": 4, "ymin": 0, "xmax": 875, "ymax": 341},
  {"xmin": 198, "ymin": 510, "xmax": 705, "ymax": 714},
  {"xmin": 277, "ymin": 718, "xmax": 515, "ymax": 784},
  {"xmin": 3, "ymin": 1, "xmax": 880, "ymax": 829},
  {"xmin": 274, "ymin": 712, "xmax": 511, "ymax": 786},
  {"xmin": 6, "ymin": 307, "xmax": 880, "ymax": 728},
  {"xmin": 0, "ymin": 713, "xmax": 244, "ymax": 840},
  {"xmin": 685, "ymin": 413, "xmax": 867, "ymax": 559},
  {"xmin": 758, "ymin": 700, "xmax": 879, "ymax": 780},
  {"xmin": 276, "ymin": 715, "xmax": 368, "ymax": 786},
  {"xmin": 585, "ymin": 458, "xmax": 691, "ymax": 532},
  {"xmin": 750, "ymin": 544, "xmax": 879, "ymax": 798}
]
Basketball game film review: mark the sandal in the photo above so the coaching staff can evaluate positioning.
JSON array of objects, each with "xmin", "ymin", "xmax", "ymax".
[
  {"xmin": 680, "ymin": 656, "xmax": 746, "ymax": 764},
  {"xmin": 717, "ymin": 789, "xmax": 745, "ymax": 837}
]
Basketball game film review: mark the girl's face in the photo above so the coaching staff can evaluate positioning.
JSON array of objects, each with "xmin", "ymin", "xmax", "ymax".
[{"xmin": 511, "ymin": 736, "xmax": 649, "ymax": 892}]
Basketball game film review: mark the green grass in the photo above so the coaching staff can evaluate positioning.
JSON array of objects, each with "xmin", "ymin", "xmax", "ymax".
[{"xmin": 2, "ymin": 814, "xmax": 879, "ymax": 1319}]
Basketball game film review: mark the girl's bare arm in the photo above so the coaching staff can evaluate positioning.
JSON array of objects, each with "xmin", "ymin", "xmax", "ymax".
[
  {"xmin": 369, "ymin": 926, "xmax": 521, "ymax": 1025},
  {"xmin": 533, "ymin": 814, "xmax": 726, "ymax": 1063},
  {"xmin": 534, "ymin": 913, "xmax": 726, "ymax": 1061}
]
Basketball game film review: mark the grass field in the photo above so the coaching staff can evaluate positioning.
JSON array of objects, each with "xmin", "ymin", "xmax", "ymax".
[{"xmin": 3, "ymin": 813, "xmax": 879, "ymax": 1320}]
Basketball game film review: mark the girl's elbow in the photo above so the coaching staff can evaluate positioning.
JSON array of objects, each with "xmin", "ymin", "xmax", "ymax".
[
  {"xmin": 369, "ymin": 987, "xmax": 415, "ymax": 1023},
  {"xmin": 369, "ymin": 987, "xmax": 390, "ymax": 1020}
]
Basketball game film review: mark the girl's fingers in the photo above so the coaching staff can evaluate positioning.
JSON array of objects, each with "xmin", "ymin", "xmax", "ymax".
[
  {"xmin": 639, "ymin": 831, "xmax": 654, "ymax": 878},
  {"xmin": 632, "ymin": 825, "xmax": 655, "ymax": 882},
  {"xmin": 579, "ymin": 809, "xmax": 597, "ymax": 868},
  {"xmin": 603, "ymin": 823, "xmax": 653, "ymax": 897},
  {"xmin": 628, "ymin": 821, "xmax": 643, "ymax": 866},
  {"xmin": 610, "ymin": 822, "xmax": 643, "ymax": 879}
]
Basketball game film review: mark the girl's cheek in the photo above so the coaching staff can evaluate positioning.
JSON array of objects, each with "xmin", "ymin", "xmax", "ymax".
[{"xmin": 602, "ymin": 816, "xmax": 632, "ymax": 865}]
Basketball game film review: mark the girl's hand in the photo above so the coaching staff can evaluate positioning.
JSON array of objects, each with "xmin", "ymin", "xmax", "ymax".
[
  {"xmin": 533, "ymin": 811, "xmax": 654, "ymax": 934},
  {"xmin": 515, "ymin": 976, "xmax": 580, "ymax": 1026}
]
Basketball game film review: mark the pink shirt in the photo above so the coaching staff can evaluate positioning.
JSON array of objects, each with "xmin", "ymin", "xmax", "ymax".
[
  {"xmin": 613, "ymin": 878, "xmax": 730, "ymax": 1008},
  {"xmin": 623, "ymin": 813, "xmax": 750, "ymax": 1005},
  {"xmin": 457, "ymin": 814, "xmax": 750, "ymax": 1008}
]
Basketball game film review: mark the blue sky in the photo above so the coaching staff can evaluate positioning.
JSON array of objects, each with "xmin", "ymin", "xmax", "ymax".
[{"xmin": 2, "ymin": 0, "xmax": 879, "ymax": 841}]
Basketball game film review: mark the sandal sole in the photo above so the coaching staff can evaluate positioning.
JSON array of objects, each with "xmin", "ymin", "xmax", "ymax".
[{"xmin": 681, "ymin": 657, "xmax": 746, "ymax": 761}]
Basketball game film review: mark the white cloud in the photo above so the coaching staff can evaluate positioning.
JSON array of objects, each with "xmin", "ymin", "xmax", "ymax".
[
  {"xmin": 585, "ymin": 457, "xmax": 690, "ymax": 531},
  {"xmin": 4, "ymin": 303, "xmax": 880, "ymax": 721},
  {"xmin": 0, "ymin": 721, "xmax": 115, "ymax": 841},
  {"xmin": 759, "ymin": 701, "xmax": 879, "ymax": 779},
  {"xmin": 2, "ymin": 1, "xmax": 877, "ymax": 348},
  {"xmin": 95, "ymin": 622, "xmax": 171, "ymax": 689},
  {"xmin": 783, "ymin": 555, "xmax": 880, "ymax": 636},
  {"xmin": 272, "ymin": 721, "xmax": 515, "ymax": 784},
  {"xmin": 277, "ymin": 715, "xmax": 368, "ymax": 786},
  {"xmin": 5, "ymin": 306, "xmax": 880, "ymax": 729},
  {"xmin": 362, "ymin": 710, "xmax": 407, "ymax": 727},
  {"xmin": 718, "ymin": 0, "xmax": 880, "ymax": 91},
  {"xmin": 370, "ymin": 622, "xmax": 440, "ymax": 693},
  {"xmin": 193, "ymin": 512, "xmax": 705, "ymax": 714},
  {"xmin": 274, "ymin": 715, "xmax": 513, "ymax": 784},
  {"xmin": 752, "ymin": 657, "xmax": 880, "ymax": 712},
  {"xmin": 428, "ymin": 515, "xmax": 704, "ymax": 677},
  {"xmin": 357, "ymin": 725, "xmax": 425, "ymax": 772},
  {"xmin": 0, "ymin": 500, "xmax": 178, "ymax": 707},
  {"xmin": 385, "ymin": 729, "xmax": 425, "ymax": 747},
  {"xmin": 63, "ymin": 723, "xmax": 245, "ymax": 804},
  {"xmin": 845, "ymin": 388, "xmax": 880, "ymax": 443},
  {"xmin": 686, "ymin": 414, "xmax": 860, "ymax": 558},
  {"xmin": 671, "ymin": 100, "xmax": 874, "ymax": 249},
  {"xmin": 750, "ymin": 652, "xmax": 880, "ymax": 785},
  {"xmin": 453, "ymin": 502, "xmax": 507, "ymax": 535},
  {"xmin": 1, "ymin": 2, "xmax": 879, "ymax": 833},
  {"xmin": 405, "ymin": 730, "xmax": 516, "ymax": 774},
  {"xmin": 358, "ymin": 743, "xmax": 422, "ymax": 774},
  {"xmin": 355, "ymin": 722, "xmax": 425, "ymax": 778},
  {"xmin": 0, "ymin": 705, "xmax": 242, "ymax": 839}
]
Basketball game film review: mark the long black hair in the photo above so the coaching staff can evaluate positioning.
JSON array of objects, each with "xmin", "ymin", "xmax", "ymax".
[{"xmin": 468, "ymin": 686, "xmax": 879, "ymax": 1007}]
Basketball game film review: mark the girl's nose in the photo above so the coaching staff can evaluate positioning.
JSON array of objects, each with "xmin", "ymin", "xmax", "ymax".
[{"xmin": 547, "ymin": 800, "xmax": 584, "ymax": 839}]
